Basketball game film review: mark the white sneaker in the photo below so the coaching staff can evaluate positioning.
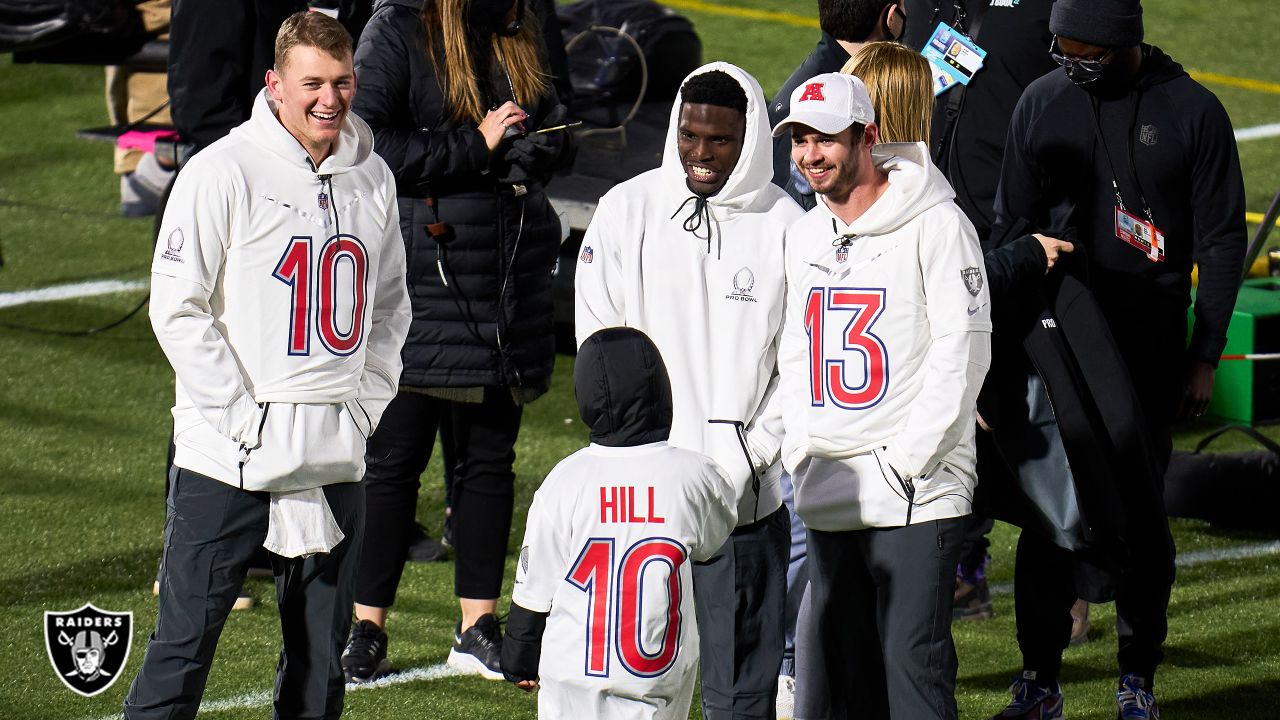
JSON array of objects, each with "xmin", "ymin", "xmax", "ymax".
[{"xmin": 776, "ymin": 674, "xmax": 796, "ymax": 720}]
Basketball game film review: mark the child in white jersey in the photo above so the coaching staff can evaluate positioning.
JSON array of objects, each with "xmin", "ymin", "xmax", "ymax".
[{"xmin": 501, "ymin": 327, "xmax": 736, "ymax": 720}]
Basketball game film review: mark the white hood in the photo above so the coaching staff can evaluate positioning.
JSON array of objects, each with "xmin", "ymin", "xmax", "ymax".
[
  {"xmin": 234, "ymin": 88, "xmax": 376, "ymax": 175},
  {"xmin": 659, "ymin": 62, "xmax": 779, "ymax": 220},
  {"xmin": 833, "ymin": 141, "xmax": 957, "ymax": 236}
]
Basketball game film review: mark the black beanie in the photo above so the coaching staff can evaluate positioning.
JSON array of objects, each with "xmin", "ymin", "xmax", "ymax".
[{"xmin": 1050, "ymin": 0, "xmax": 1144, "ymax": 48}]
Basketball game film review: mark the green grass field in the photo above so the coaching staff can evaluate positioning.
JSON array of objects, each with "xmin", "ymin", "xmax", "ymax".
[{"xmin": 2, "ymin": 1, "xmax": 1279, "ymax": 718}]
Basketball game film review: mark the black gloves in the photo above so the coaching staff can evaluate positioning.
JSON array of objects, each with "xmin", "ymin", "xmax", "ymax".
[
  {"xmin": 497, "ymin": 105, "xmax": 574, "ymax": 185},
  {"xmin": 501, "ymin": 603, "xmax": 548, "ymax": 685}
]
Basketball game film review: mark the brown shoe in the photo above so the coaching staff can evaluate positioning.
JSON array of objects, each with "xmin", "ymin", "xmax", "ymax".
[{"xmin": 1069, "ymin": 598, "xmax": 1090, "ymax": 645}]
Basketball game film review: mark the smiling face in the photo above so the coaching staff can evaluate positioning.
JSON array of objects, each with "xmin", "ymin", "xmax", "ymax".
[
  {"xmin": 676, "ymin": 103, "xmax": 746, "ymax": 196},
  {"xmin": 266, "ymin": 44, "xmax": 355, "ymax": 165},
  {"xmin": 790, "ymin": 122, "xmax": 878, "ymax": 203}
]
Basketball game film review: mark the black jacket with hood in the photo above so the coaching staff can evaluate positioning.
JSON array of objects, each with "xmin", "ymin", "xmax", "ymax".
[
  {"xmin": 994, "ymin": 45, "xmax": 1246, "ymax": 388},
  {"xmin": 352, "ymin": 0, "xmax": 573, "ymax": 395}
]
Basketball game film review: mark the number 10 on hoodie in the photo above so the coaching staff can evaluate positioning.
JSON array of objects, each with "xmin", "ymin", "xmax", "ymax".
[{"xmin": 273, "ymin": 234, "xmax": 369, "ymax": 356}]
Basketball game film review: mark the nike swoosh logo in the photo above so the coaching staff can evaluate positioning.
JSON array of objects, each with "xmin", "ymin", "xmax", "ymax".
[
  {"xmin": 806, "ymin": 262, "xmax": 833, "ymax": 275},
  {"xmin": 968, "ymin": 305, "xmax": 981, "ymax": 316}
]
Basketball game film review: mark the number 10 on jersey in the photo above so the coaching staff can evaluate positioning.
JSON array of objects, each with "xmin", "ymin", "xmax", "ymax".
[
  {"xmin": 567, "ymin": 537, "xmax": 688, "ymax": 678},
  {"xmin": 805, "ymin": 286, "xmax": 889, "ymax": 409},
  {"xmin": 273, "ymin": 234, "xmax": 369, "ymax": 357}
]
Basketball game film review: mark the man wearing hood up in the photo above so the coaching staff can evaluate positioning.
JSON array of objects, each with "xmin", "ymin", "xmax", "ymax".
[
  {"xmin": 575, "ymin": 63, "xmax": 803, "ymax": 719},
  {"xmin": 500, "ymin": 327, "xmax": 737, "ymax": 719},
  {"xmin": 774, "ymin": 72, "xmax": 990, "ymax": 720},
  {"xmin": 988, "ymin": 2, "xmax": 1245, "ymax": 718},
  {"xmin": 125, "ymin": 12, "xmax": 410, "ymax": 720}
]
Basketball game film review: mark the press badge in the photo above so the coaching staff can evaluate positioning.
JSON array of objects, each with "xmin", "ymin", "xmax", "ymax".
[
  {"xmin": 922, "ymin": 22, "xmax": 987, "ymax": 96},
  {"xmin": 1115, "ymin": 206, "xmax": 1165, "ymax": 263}
]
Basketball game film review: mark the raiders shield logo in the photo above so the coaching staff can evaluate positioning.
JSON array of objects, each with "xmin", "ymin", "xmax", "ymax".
[
  {"xmin": 961, "ymin": 266, "xmax": 983, "ymax": 297},
  {"xmin": 45, "ymin": 603, "xmax": 132, "ymax": 697}
]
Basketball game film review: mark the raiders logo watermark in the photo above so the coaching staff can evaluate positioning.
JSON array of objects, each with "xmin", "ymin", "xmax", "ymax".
[
  {"xmin": 960, "ymin": 266, "xmax": 983, "ymax": 297},
  {"xmin": 45, "ymin": 603, "xmax": 132, "ymax": 697}
]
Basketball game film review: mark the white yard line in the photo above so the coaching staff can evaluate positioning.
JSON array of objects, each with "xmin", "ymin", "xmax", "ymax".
[
  {"xmin": 75, "ymin": 541, "xmax": 1280, "ymax": 719},
  {"xmin": 80, "ymin": 663, "xmax": 464, "ymax": 720},
  {"xmin": 989, "ymin": 539, "xmax": 1280, "ymax": 595},
  {"xmin": 1236, "ymin": 121, "xmax": 1280, "ymax": 142},
  {"xmin": 0, "ymin": 279, "xmax": 147, "ymax": 309}
]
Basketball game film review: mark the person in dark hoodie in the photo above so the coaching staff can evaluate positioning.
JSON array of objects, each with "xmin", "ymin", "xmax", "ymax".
[
  {"xmin": 500, "ymin": 327, "xmax": 736, "ymax": 719},
  {"xmin": 989, "ymin": 1, "xmax": 1247, "ymax": 718},
  {"xmin": 340, "ymin": 0, "xmax": 574, "ymax": 683}
]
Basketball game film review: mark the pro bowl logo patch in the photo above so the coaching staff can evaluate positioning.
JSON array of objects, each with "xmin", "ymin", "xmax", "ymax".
[
  {"xmin": 961, "ymin": 266, "xmax": 983, "ymax": 297},
  {"xmin": 580, "ymin": 245, "xmax": 594, "ymax": 264},
  {"xmin": 45, "ymin": 603, "xmax": 132, "ymax": 697},
  {"xmin": 835, "ymin": 245, "xmax": 849, "ymax": 264},
  {"xmin": 726, "ymin": 267, "xmax": 758, "ymax": 303},
  {"xmin": 161, "ymin": 228, "xmax": 184, "ymax": 263}
]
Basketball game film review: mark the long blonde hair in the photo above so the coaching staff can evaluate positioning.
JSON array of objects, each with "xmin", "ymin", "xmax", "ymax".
[
  {"xmin": 422, "ymin": 0, "xmax": 551, "ymax": 124},
  {"xmin": 841, "ymin": 41, "xmax": 933, "ymax": 145}
]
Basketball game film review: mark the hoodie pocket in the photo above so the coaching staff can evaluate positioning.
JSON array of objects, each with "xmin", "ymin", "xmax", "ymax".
[
  {"xmin": 240, "ymin": 402, "xmax": 367, "ymax": 491},
  {"xmin": 791, "ymin": 450, "xmax": 894, "ymax": 532}
]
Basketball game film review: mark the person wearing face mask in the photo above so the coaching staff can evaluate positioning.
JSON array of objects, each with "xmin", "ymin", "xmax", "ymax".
[
  {"xmin": 990, "ymin": 1, "xmax": 1246, "ymax": 718},
  {"xmin": 340, "ymin": 0, "xmax": 574, "ymax": 683},
  {"xmin": 576, "ymin": 64, "xmax": 803, "ymax": 720},
  {"xmin": 768, "ymin": 1, "xmax": 908, "ymax": 210}
]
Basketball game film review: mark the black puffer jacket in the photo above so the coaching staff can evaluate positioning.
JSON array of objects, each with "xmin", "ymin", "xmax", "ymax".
[{"xmin": 352, "ymin": 0, "xmax": 572, "ymax": 393}]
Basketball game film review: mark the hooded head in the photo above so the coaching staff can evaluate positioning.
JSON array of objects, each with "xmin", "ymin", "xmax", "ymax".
[
  {"xmin": 574, "ymin": 328, "xmax": 673, "ymax": 447},
  {"xmin": 661, "ymin": 63, "xmax": 777, "ymax": 216}
]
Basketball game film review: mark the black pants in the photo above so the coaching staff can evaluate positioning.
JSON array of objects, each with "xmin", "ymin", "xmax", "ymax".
[
  {"xmin": 125, "ymin": 468, "xmax": 363, "ymax": 720},
  {"xmin": 693, "ymin": 504, "xmax": 790, "ymax": 720},
  {"xmin": 356, "ymin": 388, "xmax": 522, "ymax": 605},
  {"xmin": 797, "ymin": 518, "xmax": 963, "ymax": 720}
]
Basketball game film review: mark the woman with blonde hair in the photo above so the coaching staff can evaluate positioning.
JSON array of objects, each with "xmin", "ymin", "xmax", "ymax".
[
  {"xmin": 342, "ymin": 0, "xmax": 574, "ymax": 683},
  {"xmin": 841, "ymin": 40, "xmax": 934, "ymax": 144}
]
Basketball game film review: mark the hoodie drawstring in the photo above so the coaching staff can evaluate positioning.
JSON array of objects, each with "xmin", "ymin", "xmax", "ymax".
[
  {"xmin": 708, "ymin": 418, "xmax": 761, "ymax": 523},
  {"xmin": 670, "ymin": 194, "xmax": 722, "ymax": 259}
]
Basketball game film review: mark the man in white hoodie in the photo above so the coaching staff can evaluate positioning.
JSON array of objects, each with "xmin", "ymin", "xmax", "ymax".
[
  {"xmin": 575, "ymin": 63, "xmax": 803, "ymax": 719},
  {"xmin": 773, "ymin": 73, "xmax": 990, "ymax": 719},
  {"xmin": 124, "ymin": 12, "xmax": 410, "ymax": 720}
]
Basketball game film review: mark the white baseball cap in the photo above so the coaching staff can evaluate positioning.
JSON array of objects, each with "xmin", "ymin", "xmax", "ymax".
[{"xmin": 771, "ymin": 72, "xmax": 875, "ymax": 138}]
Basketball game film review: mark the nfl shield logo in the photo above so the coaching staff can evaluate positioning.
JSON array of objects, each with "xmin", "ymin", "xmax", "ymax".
[
  {"xmin": 45, "ymin": 604, "xmax": 132, "ymax": 697},
  {"xmin": 961, "ymin": 266, "xmax": 983, "ymax": 297},
  {"xmin": 318, "ymin": 192, "xmax": 329, "ymax": 211},
  {"xmin": 836, "ymin": 246, "xmax": 848, "ymax": 263},
  {"xmin": 1139, "ymin": 124, "xmax": 1158, "ymax": 146},
  {"xmin": 581, "ymin": 245, "xmax": 594, "ymax": 263}
]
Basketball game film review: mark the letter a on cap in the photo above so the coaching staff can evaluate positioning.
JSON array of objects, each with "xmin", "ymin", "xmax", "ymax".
[{"xmin": 798, "ymin": 83, "xmax": 826, "ymax": 102}]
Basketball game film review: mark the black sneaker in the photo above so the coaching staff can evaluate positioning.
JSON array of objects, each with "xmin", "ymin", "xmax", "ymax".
[
  {"xmin": 406, "ymin": 522, "xmax": 449, "ymax": 563},
  {"xmin": 447, "ymin": 613, "xmax": 503, "ymax": 680},
  {"xmin": 342, "ymin": 620, "xmax": 391, "ymax": 683}
]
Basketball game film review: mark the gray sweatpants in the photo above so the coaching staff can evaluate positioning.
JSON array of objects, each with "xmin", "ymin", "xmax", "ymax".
[
  {"xmin": 693, "ymin": 504, "xmax": 791, "ymax": 720},
  {"xmin": 124, "ymin": 467, "xmax": 364, "ymax": 720},
  {"xmin": 796, "ymin": 518, "xmax": 963, "ymax": 720}
]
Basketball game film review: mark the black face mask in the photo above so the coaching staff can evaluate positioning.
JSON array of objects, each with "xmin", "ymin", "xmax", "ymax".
[{"xmin": 469, "ymin": 0, "xmax": 524, "ymax": 37}]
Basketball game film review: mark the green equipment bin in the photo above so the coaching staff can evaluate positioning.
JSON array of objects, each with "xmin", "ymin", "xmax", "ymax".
[{"xmin": 1202, "ymin": 278, "xmax": 1280, "ymax": 424}]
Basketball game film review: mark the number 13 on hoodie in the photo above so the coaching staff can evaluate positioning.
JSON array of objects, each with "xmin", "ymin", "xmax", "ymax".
[{"xmin": 805, "ymin": 287, "xmax": 889, "ymax": 409}]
